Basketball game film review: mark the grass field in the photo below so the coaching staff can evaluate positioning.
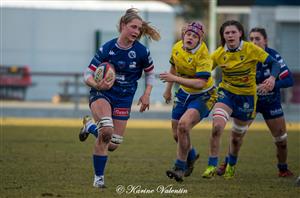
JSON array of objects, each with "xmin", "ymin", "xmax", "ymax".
[{"xmin": 1, "ymin": 122, "xmax": 300, "ymax": 198}]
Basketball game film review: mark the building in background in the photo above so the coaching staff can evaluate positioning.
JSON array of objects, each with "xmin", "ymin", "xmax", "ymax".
[{"xmin": 1, "ymin": 0, "xmax": 175, "ymax": 102}]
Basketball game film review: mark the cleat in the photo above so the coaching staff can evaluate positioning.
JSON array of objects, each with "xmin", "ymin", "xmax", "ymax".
[
  {"xmin": 202, "ymin": 166, "xmax": 217, "ymax": 179},
  {"xmin": 184, "ymin": 154, "xmax": 199, "ymax": 177},
  {"xmin": 166, "ymin": 166, "xmax": 184, "ymax": 182},
  {"xmin": 93, "ymin": 175, "xmax": 106, "ymax": 188},
  {"xmin": 217, "ymin": 162, "xmax": 227, "ymax": 176},
  {"xmin": 278, "ymin": 169, "xmax": 293, "ymax": 177},
  {"xmin": 295, "ymin": 176, "xmax": 300, "ymax": 186},
  {"xmin": 79, "ymin": 115, "xmax": 92, "ymax": 142},
  {"xmin": 223, "ymin": 164, "xmax": 235, "ymax": 179}
]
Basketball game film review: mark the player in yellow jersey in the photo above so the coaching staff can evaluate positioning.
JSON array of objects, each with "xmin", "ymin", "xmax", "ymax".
[
  {"xmin": 160, "ymin": 22, "xmax": 217, "ymax": 182},
  {"xmin": 202, "ymin": 20, "xmax": 280, "ymax": 179}
]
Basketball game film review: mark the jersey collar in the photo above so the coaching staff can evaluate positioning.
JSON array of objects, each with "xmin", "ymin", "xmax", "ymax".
[
  {"xmin": 224, "ymin": 40, "xmax": 244, "ymax": 52},
  {"xmin": 183, "ymin": 41, "xmax": 202, "ymax": 54}
]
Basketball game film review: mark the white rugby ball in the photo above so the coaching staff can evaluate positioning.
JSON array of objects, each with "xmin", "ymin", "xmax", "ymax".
[{"xmin": 94, "ymin": 62, "xmax": 116, "ymax": 83}]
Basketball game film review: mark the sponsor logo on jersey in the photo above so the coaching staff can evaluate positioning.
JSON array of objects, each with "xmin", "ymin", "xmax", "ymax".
[
  {"xmin": 270, "ymin": 108, "xmax": 283, "ymax": 116},
  {"xmin": 116, "ymin": 74, "xmax": 125, "ymax": 81},
  {"xmin": 109, "ymin": 50, "xmax": 115, "ymax": 55},
  {"xmin": 117, "ymin": 61, "xmax": 126, "ymax": 69},
  {"xmin": 129, "ymin": 62, "xmax": 137, "ymax": 69},
  {"xmin": 128, "ymin": 50, "xmax": 136, "ymax": 59},
  {"xmin": 264, "ymin": 69, "xmax": 270, "ymax": 77},
  {"xmin": 113, "ymin": 108, "xmax": 130, "ymax": 117}
]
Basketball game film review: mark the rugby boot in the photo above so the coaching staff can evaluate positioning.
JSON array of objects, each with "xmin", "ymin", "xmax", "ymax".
[
  {"xmin": 202, "ymin": 166, "xmax": 217, "ymax": 179},
  {"xmin": 184, "ymin": 154, "xmax": 199, "ymax": 177},
  {"xmin": 166, "ymin": 166, "xmax": 185, "ymax": 182},
  {"xmin": 79, "ymin": 115, "xmax": 92, "ymax": 142}
]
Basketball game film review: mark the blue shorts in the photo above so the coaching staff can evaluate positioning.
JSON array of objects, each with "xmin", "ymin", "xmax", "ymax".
[
  {"xmin": 172, "ymin": 87, "xmax": 217, "ymax": 121},
  {"xmin": 217, "ymin": 88, "xmax": 255, "ymax": 121},
  {"xmin": 89, "ymin": 90, "xmax": 134, "ymax": 120},
  {"xmin": 256, "ymin": 97, "xmax": 283, "ymax": 120}
]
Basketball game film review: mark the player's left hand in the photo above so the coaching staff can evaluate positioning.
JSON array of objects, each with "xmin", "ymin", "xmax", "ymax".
[
  {"xmin": 138, "ymin": 93, "xmax": 150, "ymax": 112},
  {"xmin": 262, "ymin": 76, "xmax": 275, "ymax": 91}
]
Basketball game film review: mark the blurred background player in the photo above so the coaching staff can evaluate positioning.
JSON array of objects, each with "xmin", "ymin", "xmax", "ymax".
[
  {"xmin": 160, "ymin": 22, "xmax": 217, "ymax": 182},
  {"xmin": 202, "ymin": 20, "xmax": 280, "ymax": 179},
  {"xmin": 217, "ymin": 27, "xmax": 294, "ymax": 177},
  {"xmin": 79, "ymin": 8, "xmax": 160, "ymax": 188}
]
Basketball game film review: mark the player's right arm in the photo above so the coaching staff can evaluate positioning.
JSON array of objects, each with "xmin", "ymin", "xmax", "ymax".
[{"xmin": 83, "ymin": 46, "xmax": 113, "ymax": 90}]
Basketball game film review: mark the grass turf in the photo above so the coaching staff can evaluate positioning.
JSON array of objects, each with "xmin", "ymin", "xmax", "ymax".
[{"xmin": 1, "ymin": 125, "xmax": 299, "ymax": 198}]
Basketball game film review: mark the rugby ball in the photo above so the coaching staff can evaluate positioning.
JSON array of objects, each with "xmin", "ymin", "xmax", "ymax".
[{"xmin": 94, "ymin": 62, "xmax": 116, "ymax": 83}]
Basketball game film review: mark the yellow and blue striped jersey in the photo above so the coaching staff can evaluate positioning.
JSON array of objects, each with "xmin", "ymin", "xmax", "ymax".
[
  {"xmin": 211, "ymin": 41, "xmax": 269, "ymax": 95},
  {"xmin": 170, "ymin": 40, "xmax": 214, "ymax": 93}
]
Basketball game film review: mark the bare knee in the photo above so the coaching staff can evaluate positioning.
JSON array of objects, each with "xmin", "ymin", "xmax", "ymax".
[
  {"xmin": 178, "ymin": 120, "xmax": 189, "ymax": 134},
  {"xmin": 232, "ymin": 135, "xmax": 243, "ymax": 147},
  {"xmin": 99, "ymin": 127, "xmax": 112, "ymax": 144}
]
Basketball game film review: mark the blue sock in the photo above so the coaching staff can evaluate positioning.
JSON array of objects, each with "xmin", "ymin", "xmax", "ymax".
[
  {"xmin": 87, "ymin": 124, "xmax": 98, "ymax": 138},
  {"xmin": 224, "ymin": 156, "xmax": 229, "ymax": 164},
  {"xmin": 93, "ymin": 155, "xmax": 107, "ymax": 176},
  {"xmin": 228, "ymin": 154, "xmax": 237, "ymax": 166},
  {"xmin": 208, "ymin": 156, "xmax": 218, "ymax": 167},
  {"xmin": 277, "ymin": 163, "xmax": 288, "ymax": 171},
  {"xmin": 187, "ymin": 147, "xmax": 197, "ymax": 162},
  {"xmin": 175, "ymin": 159, "xmax": 187, "ymax": 171}
]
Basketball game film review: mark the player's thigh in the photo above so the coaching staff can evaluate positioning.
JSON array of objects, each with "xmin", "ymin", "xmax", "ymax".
[
  {"xmin": 179, "ymin": 108, "xmax": 200, "ymax": 129},
  {"xmin": 90, "ymin": 98, "xmax": 112, "ymax": 120},
  {"xmin": 112, "ymin": 119, "xmax": 128, "ymax": 136}
]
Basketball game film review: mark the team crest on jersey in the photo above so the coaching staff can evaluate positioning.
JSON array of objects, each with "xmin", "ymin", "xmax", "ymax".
[
  {"xmin": 223, "ymin": 56, "xmax": 227, "ymax": 61},
  {"xmin": 243, "ymin": 102, "xmax": 249, "ymax": 109},
  {"xmin": 240, "ymin": 55, "xmax": 245, "ymax": 61},
  {"xmin": 188, "ymin": 57, "xmax": 193, "ymax": 63},
  {"xmin": 128, "ymin": 51, "xmax": 136, "ymax": 59}
]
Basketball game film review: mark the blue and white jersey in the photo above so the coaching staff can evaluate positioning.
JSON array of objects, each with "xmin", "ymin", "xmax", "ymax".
[
  {"xmin": 88, "ymin": 38, "xmax": 154, "ymax": 96},
  {"xmin": 256, "ymin": 47, "xmax": 293, "ymax": 102}
]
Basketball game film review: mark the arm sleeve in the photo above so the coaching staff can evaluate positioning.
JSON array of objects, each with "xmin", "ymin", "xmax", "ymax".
[
  {"xmin": 275, "ymin": 68, "xmax": 294, "ymax": 89},
  {"xmin": 264, "ymin": 55, "xmax": 280, "ymax": 78}
]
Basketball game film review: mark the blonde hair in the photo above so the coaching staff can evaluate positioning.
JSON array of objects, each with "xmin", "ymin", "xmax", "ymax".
[{"xmin": 118, "ymin": 8, "xmax": 161, "ymax": 41}]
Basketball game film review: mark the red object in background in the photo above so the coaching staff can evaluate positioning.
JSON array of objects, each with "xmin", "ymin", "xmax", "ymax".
[
  {"xmin": 0, "ymin": 65, "xmax": 33, "ymax": 100},
  {"xmin": 290, "ymin": 72, "xmax": 300, "ymax": 103}
]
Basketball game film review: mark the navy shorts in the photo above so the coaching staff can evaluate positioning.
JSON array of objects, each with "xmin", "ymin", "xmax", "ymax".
[
  {"xmin": 256, "ymin": 97, "xmax": 283, "ymax": 120},
  {"xmin": 172, "ymin": 87, "xmax": 217, "ymax": 121},
  {"xmin": 217, "ymin": 88, "xmax": 255, "ymax": 121},
  {"xmin": 89, "ymin": 90, "xmax": 134, "ymax": 120}
]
